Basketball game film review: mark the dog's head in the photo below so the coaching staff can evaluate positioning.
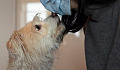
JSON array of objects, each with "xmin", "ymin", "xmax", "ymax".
[{"xmin": 7, "ymin": 14, "xmax": 66, "ymax": 60}]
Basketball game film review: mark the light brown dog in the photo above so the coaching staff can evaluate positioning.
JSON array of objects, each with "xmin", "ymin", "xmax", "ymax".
[{"xmin": 6, "ymin": 14, "xmax": 66, "ymax": 70}]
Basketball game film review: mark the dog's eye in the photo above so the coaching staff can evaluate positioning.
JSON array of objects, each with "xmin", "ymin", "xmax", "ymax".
[{"xmin": 35, "ymin": 25, "xmax": 41, "ymax": 31}]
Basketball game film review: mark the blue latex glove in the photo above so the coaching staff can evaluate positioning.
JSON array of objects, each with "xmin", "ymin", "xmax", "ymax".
[{"xmin": 40, "ymin": 0, "xmax": 71, "ymax": 15}]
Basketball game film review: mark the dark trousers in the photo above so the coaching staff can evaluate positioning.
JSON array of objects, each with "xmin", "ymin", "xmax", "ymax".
[{"xmin": 85, "ymin": 0, "xmax": 120, "ymax": 70}]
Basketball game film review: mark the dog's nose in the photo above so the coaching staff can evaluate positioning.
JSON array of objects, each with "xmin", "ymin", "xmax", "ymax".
[{"xmin": 51, "ymin": 13, "xmax": 58, "ymax": 17}]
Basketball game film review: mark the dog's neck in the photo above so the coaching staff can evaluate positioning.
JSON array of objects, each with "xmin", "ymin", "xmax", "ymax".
[
  {"xmin": 7, "ymin": 33, "xmax": 61, "ymax": 70},
  {"xmin": 7, "ymin": 50, "xmax": 56, "ymax": 70},
  {"xmin": 7, "ymin": 40, "xmax": 59, "ymax": 70}
]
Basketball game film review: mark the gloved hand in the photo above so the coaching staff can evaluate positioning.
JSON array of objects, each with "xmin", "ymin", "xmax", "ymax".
[{"xmin": 40, "ymin": 0, "xmax": 71, "ymax": 15}]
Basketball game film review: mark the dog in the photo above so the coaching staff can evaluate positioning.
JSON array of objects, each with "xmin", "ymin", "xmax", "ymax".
[{"xmin": 6, "ymin": 13, "xmax": 66, "ymax": 70}]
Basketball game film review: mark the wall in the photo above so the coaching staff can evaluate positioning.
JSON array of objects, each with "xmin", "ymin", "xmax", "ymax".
[
  {"xmin": 54, "ymin": 30, "xmax": 87, "ymax": 70},
  {"xmin": 0, "ymin": 0, "xmax": 16, "ymax": 70}
]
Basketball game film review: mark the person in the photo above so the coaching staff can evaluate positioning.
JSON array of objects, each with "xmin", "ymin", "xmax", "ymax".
[{"xmin": 40, "ymin": 0, "xmax": 120, "ymax": 70}]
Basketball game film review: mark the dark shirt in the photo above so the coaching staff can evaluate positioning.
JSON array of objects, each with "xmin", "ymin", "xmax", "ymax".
[{"xmin": 86, "ymin": 0, "xmax": 117, "ymax": 9}]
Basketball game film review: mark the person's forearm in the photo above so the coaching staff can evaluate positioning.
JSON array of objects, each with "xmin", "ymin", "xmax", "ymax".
[{"xmin": 70, "ymin": 0, "xmax": 78, "ymax": 10}]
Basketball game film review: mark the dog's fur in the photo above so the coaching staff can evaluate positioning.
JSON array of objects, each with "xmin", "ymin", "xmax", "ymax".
[{"xmin": 6, "ymin": 14, "xmax": 66, "ymax": 70}]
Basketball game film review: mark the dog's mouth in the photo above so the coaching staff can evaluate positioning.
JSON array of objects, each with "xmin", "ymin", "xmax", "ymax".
[
  {"xmin": 51, "ymin": 13, "xmax": 61, "ymax": 26},
  {"xmin": 51, "ymin": 13, "xmax": 68, "ymax": 34},
  {"xmin": 50, "ymin": 13, "xmax": 66, "ymax": 43}
]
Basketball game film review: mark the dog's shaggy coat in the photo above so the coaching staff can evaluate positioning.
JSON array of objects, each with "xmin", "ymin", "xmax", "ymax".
[{"xmin": 6, "ymin": 14, "xmax": 66, "ymax": 70}]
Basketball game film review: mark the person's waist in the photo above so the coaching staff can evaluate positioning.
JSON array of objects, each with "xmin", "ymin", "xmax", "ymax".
[{"xmin": 86, "ymin": 0, "xmax": 117, "ymax": 9}]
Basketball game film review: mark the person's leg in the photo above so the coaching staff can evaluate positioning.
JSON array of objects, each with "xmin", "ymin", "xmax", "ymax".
[
  {"xmin": 106, "ymin": 2, "xmax": 120, "ymax": 69},
  {"xmin": 85, "ymin": 0, "xmax": 120, "ymax": 70}
]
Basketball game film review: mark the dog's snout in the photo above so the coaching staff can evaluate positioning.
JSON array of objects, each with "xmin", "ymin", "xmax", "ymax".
[
  {"xmin": 51, "ymin": 13, "xmax": 58, "ymax": 17},
  {"xmin": 50, "ymin": 12, "xmax": 60, "ymax": 23}
]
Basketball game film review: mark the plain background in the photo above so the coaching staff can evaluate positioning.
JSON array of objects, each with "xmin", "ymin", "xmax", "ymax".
[{"xmin": 0, "ymin": 0, "xmax": 86, "ymax": 70}]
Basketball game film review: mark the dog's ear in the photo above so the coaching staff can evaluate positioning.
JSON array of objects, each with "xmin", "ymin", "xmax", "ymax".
[
  {"xmin": 32, "ymin": 13, "xmax": 43, "ymax": 31},
  {"xmin": 7, "ymin": 32, "xmax": 26, "ymax": 58},
  {"xmin": 7, "ymin": 37, "xmax": 16, "ymax": 58},
  {"xmin": 33, "ymin": 13, "xmax": 41, "ymax": 22}
]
